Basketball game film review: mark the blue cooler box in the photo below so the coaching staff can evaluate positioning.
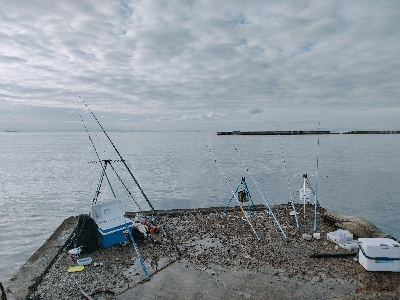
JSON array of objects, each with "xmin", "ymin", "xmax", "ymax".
[{"xmin": 91, "ymin": 201, "xmax": 133, "ymax": 248}]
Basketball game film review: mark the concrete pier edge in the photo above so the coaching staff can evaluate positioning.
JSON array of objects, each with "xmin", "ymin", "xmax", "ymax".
[{"xmin": 5, "ymin": 216, "xmax": 78, "ymax": 300}]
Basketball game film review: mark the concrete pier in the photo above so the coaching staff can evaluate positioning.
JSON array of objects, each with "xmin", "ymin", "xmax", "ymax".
[
  {"xmin": 4, "ymin": 217, "xmax": 78, "ymax": 300},
  {"xmin": 4, "ymin": 206, "xmax": 400, "ymax": 300}
]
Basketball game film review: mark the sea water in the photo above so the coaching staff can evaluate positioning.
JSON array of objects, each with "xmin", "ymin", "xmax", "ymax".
[{"xmin": 0, "ymin": 131, "xmax": 399, "ymax": 283}]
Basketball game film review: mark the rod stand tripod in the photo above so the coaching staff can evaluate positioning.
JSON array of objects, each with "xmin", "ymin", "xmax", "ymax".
[{"xmin": 224, "ymin": 177, "xmax": 257, "ymax": 220}]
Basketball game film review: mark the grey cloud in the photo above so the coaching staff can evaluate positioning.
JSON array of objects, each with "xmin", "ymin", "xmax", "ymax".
[{"xmin": 0, "ymin": 1, "xmax": 399, "ymax": 132}]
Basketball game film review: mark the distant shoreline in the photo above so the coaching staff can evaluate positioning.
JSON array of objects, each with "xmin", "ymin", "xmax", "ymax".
[{"xmin": 217, "ymin": 130, "xmax": 400, "ymax": 135}]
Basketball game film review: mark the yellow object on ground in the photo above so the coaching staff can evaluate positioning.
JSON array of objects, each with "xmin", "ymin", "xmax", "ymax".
[{"xmin": 68, "ymin": 265, "xmax": 84, "ymax": 273}]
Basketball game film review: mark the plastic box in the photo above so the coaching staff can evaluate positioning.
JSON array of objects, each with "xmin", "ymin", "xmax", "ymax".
[
  {"xmin": 338, "ymin": 240, "xmax": 358, "ymax": 250},
  {"xmin": 91, "ymin": 201, "xmax": 133, "ymax": 248},
  {"xmin": 327, "ymin": 229, "xmax": 353, "ymax": 244},
  {"xmin": 358, "ymin": 238, "xmax": 400, "ymax": 272},
  {"xmin": 77, "ymin": 257, "xmax": 92, "ymax": 266}
]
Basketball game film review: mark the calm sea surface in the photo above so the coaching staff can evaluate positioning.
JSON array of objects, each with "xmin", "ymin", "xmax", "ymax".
[{"xmin": 1, "ymin": 131, "xmax": 399, "ymax": 283}]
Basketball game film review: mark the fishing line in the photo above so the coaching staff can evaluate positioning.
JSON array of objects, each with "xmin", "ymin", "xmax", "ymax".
[
  {"xmin": 275, "ymin": 124, "xmax": 300, "ymax": 229},
  {"xmin": 81, "ymin": 97, "xmax": 182, "ymax": 256},
  {"xmin": 232, "ymin": 143, "xmax": 288, "ymax": 239},
  {"xmin": 79, "ymin": 113, "xmax": 149, "ymax": 279},
  {"xmin": 198, "ymin": 132, "xmax": 260, "ymax": 240},
  {"xmin": 94, "ymin": 132, "xmax": 107, "ymax": 156}
]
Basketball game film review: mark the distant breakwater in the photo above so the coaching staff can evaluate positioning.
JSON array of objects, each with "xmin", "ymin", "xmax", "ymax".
[{"xmin": 217, "ymin": 130, "xmax": 400, "ymax": 136}]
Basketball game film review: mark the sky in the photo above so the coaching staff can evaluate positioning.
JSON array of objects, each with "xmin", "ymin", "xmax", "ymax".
[{"xmin": 0, "ymin": 1, "xmax": 399, "ymax": 132}]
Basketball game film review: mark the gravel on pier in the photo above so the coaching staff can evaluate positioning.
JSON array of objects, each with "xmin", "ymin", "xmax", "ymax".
[{"xmin": 28, "ymin": 204, "xmax": 400, "ymax": 299}]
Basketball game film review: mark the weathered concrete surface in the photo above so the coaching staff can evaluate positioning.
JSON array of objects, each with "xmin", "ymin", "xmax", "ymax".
[
  {"xmin": 5, "ymin": 216, "xmax": 78, "ymax": 300},
  {"xmin": 5, "ymin": 206, "xmax": 400, "ymax": 300},
  {"xmin": 117, "ymin": 259, "xmax": 356, "ymax": 300}
]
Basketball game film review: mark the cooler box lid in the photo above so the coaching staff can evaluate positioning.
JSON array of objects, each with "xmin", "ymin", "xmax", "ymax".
[
  {"xmin": 358, "ymin": 238, "xmax": 400, "ymax": 258},
  {"xmin": 91, "ymin": 201, "xmax": 131, "ymax": 231}
]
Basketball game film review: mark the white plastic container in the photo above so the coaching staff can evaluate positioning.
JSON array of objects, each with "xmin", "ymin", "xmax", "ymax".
[
  {"xmin": 77, "ymin": 257, "xmax": 92, "ymax": 266},
  {"xmin": 91, "ymin": 201, "xmax": 133, "ymax": 248},
  {"xmin": 358, "ymin": 238, "xmax": 400, "ymax": 272},
  {"xmin": 313, "ymin": 233, "xmax": 321, "ymax": 240},
  {"xmin": 338, "ymin": 240, "xmax": 358, "ymax": 250},
  {"xmin": 327, "ymin": 229, "xmax": 353, "ymax": 244},
  {"xmin": 68, "ymin": 247, "xmax": 82, "ymax": 255},
  {"xmin": 68, "ymin": 247, "xmax": 82, "ymax": 260}
]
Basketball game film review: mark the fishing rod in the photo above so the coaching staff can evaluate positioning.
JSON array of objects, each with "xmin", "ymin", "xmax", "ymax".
[
  {"xmin": 81, "ymin": 98, "xmax": 182, "ymax": 256},
  {"xmin": 79, "ymin": 114, "xmax": 149, "ymax": 279},
  {"xmin": 91, "ymin": 131, "xmax": 141, "ymax": 211},
  {"xmin": 314, "ymin": 123, "xmax": 320, "ymax": 233},
  {"xmin": 80, "ymin": 114, "xmax": 118, "ymax": 201},
  {"xmin": 275, "ymin": 124, "xmax": 300, "ymax": 229},
  {"xmin": 232, "ymin": 143, "xmax": 288, "ymax": 239},
  {"xmin": 199, "ymin": 132, "xmax": 260, "ymax": 240},
  {"xmin": 107, "ymin": 160, "xmax": 143, "ymax": 213}
]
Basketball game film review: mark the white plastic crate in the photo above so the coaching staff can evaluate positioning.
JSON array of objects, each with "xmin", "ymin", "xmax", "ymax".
[
  {"xmin": 327, "ymin": 229, "xmax": 353, "ymax": 244},
  {"xmin": 358, "ymin": 238, "xmax": 400, "ymax": 272},
  {"xmin": 91, "ymin": 201, "xmax": 133, "ymax": 248}
]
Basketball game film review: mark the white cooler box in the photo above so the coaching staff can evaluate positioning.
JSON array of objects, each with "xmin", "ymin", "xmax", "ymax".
[
  {"xmin": 91, "ymin": 201, "xmax": 133, "ymax": 248},
  {"xmin": 358, "ymin": 238, "xmax": 400, "ymax": 272}
]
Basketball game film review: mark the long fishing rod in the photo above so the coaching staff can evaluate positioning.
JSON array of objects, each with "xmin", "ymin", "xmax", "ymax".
[
  {"xmin": 80, "ymin": 114, "xmax": 118, "ymax": 202},
  {"xmin": 199, "ymin": 132, "xmax": 260, "ymax": 240},
  {"xmin": 107, "ymin": 160, "xmax": 143, "ymax": 213},
  {"xmin": 81, "ymin": 98, "xmax": 182, "ymax": 256},
  {"xmin": 275, "ymin": 125, "xmax": 300, "ymax": 229},
  {"xmin": 232, "ymin": 143, "xmax": 288, "ymax": 239},
  {"xmin": 314, "ymin": 123, "xmax": 320, "ymax": 233},
  {"xmin": 79, "ymin": 114, "xmax": 149, "ymax": 279}
]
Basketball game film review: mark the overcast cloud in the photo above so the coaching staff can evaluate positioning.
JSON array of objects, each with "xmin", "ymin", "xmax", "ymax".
[{"xmin": 0, "ymin": 1, "xmax": 399, "ymax": 131}]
